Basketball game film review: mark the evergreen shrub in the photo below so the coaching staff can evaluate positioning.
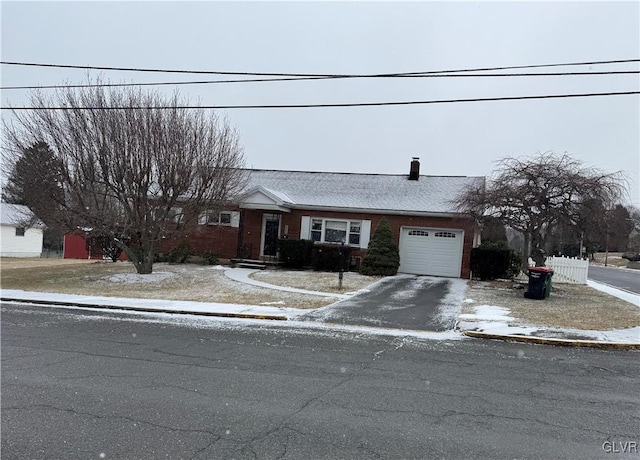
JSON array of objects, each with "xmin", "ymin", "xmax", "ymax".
[
  {"xmin": 470, "ymin": 242, "xmax": 521, "ymax": 280},
  {"xmin": 201, "ymin": 250, "xmax": 220, "ymax": 265},
  {"xmin": 167, "ymin": 240, "xmax": 193, "ymax": 264},
  {"xmin": 360, "ymin": 218, "xmax": 400, "ymax": 276}
]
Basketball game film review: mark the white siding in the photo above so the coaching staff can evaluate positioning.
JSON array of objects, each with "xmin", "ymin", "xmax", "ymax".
[
  {"xmin": 300, "ymin": 216, "xmax": 311, "ymax": 240},
  {"xmin": 360, "ymin": 220, "xmax": 372, "ymax": 249},
  {"xmin": 0, "ymin": 224, "xmax": 44, "ymax": 257},
  {"xmin": 230, "ymin": 211, "xmax": 240, "ymax": 228}
]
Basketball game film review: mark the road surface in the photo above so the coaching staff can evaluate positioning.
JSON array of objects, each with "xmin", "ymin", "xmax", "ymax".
[
  {"xmin": 589, "ymin": 265, "xmax": 640, "ymax": 294},
  {"xmin": 2, "ymin": 303, "xmax": 638, "ymax": 459}
]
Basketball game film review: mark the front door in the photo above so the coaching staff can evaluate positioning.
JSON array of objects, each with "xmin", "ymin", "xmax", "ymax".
[{"xmin": 261, "ymin": 214, "xmax": 281, "ymax": 259}]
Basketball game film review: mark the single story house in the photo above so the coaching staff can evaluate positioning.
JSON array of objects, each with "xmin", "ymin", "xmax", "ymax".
[
  {"xmin": 237, "ymin": 159, "xmax": 482, "ymax": 278},
  {"xmin": 64, "ymin": 159, "xmax": 484, "ymax": 278},
  {"xmin": 0, "ymin": 202, "xmax": 45, "ymax": 258}
]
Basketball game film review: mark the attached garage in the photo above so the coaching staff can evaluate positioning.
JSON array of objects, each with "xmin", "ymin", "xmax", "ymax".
[{"xmin": 398, "ymin": 227, "xmax": 464, "ymax": 277}]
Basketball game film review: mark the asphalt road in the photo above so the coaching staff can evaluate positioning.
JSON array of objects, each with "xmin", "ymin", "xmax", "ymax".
[
  {"xmin": 589, "ymin": 265, "xmax": 640, "ymax": 294},
  {"xmin": 2, "ymin": 303, "xmax": 639, "ymax": 460}
]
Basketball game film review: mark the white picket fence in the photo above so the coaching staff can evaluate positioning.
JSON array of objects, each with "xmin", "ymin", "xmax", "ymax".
[{"xmin": 541, "ymin": 255, "xmax": 589, "ymax": 284}]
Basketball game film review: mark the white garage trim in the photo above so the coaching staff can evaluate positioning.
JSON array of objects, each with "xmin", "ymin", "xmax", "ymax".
[{"xmin": 398, "ymin": 226, "xmax": 464, "ymax": 277}]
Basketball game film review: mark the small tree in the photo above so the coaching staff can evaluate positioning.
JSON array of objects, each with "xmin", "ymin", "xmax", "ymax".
[{"xmin": 360, "ymin": 217, "xmax": 400, "ymax": 276}]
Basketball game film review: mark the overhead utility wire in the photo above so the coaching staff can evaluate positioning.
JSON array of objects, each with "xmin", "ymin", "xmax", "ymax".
[
  {"xmin": 1, "ymin": 58, "xmax": 638, "ymax": 78},
  {"xmin": 4, "ymin": 90, "xmax": 638, "ymax": 110},
  {"xmin": 2, "ymin": 70, "xmax": 639, "ymax": 91}
]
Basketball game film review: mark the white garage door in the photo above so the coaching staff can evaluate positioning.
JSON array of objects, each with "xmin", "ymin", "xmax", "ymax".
[{"xmin": 399, "ymin": 227, "xmax": 463, "ymax": 277}]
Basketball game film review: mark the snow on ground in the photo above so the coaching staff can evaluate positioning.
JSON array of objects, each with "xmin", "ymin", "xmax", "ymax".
[
  {"xmin": 105, "ymin": 272, "xmax": 176, "ymax": 283},
  {"xmin": 459, "ymin": 305, "xmax": 514, "ymax": 322},
  {"xmin": 436, "ymin": 278, "xmax": 468, "ymax": 326},
  {"xmin": 587, "ymin": 280, "xmax": 639, "ymax": 307},
  {"xmin": 8, "ymin": 298, "xmax": 465, "ymax": 342},
  {"xmin": 457, "ymin": 303, "xmax": 640, "ymax": 343}
]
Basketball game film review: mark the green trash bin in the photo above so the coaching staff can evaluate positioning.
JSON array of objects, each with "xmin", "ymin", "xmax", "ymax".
[{"xmin": 544, "ymin": 270, "xmax": 553, "ymax": 297}]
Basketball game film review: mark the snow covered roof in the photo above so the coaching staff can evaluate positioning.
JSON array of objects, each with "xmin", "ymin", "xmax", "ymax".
[
  {"xmin": 0, "ymin": 202, "xmax": 45, "ymax": 227},
  {"xmin": 242, "ymin": 169, "xmax": 484, "ymax": 215}
]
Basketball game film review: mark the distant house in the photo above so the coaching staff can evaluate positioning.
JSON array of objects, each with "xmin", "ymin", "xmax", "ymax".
[
  {"xmin": 0, "ymin": 203, "xmax": 45, "ymax": 258},
  {"xmin": 64, "ymin": 159, "xmax": 484, "ymax": 278}
]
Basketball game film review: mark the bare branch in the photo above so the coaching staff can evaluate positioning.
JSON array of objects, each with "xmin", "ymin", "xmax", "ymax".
[{"xmin": 3, "ymin": 79, "xmax": 246, "ymax": 273}]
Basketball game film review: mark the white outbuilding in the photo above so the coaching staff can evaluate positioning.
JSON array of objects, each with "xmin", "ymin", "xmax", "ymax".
[{"xmin": 0, "ymin": 203, "xmax": 44, "ymax": 258}]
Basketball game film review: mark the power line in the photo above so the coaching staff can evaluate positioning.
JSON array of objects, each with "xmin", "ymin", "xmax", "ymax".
[
  {"xmin": 1, "ymin": 58, "xmax": 638, "ymax": 78},
  {"xmin": 3, "ymin": 90, "xmax": 638, "ymax": 110},
  {"xmin": 2, "ymin": 70, "xmax": 638, "ymax": 91}
]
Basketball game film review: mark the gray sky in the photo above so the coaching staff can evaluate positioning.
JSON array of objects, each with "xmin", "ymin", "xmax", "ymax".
[{"xmin": 2, "ymin": 1, "xmax": 639, "ymax": 205}]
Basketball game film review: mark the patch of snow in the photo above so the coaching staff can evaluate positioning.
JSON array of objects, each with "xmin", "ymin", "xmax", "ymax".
[
  {"xmin": 587, "ymin": 280, "xmax": 639, "ymax": 307},
  {"xmin": 458, "ymin": 305, "xmax": 514, "ymax": 322},
  {"xmin": 261, "ymin": 301, "xmax": 285, "ymax": 305},
  {"xmin": 467, "ymin": 322, "xmax": 538, "ymax": 336},
  {"xmin": 463, "ymin": 298, "xmax": 474, "ymax": 304},
  {"xmin": 598, "ymin": 326, "xmax": 640, "ymax": 342},
  {"xmin": 436, "ymin": 278, "xmax": 468, "ymax": 326},
  {"xmin": 105, "ymin": 272, "xmax": 176, "ymax": 284}
]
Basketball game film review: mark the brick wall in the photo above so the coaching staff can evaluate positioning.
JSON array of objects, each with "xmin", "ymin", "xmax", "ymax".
[{"xmin": 240, "ymin": 209, "xmax": 477, "ymax": 278}]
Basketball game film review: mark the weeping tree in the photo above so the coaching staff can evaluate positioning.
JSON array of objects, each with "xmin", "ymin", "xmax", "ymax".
[
  {"xmin": 3, "ymin": 82, "xmax": 246, "ymax": 274},
  {"xmin": 454, "ymin": 152, "xmax": 627, "ymax": 268}
]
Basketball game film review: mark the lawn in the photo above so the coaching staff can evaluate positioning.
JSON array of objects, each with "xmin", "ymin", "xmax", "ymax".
[{"xmin": 0, "ymin": 258, "xmax": 378, "ymax": 309}]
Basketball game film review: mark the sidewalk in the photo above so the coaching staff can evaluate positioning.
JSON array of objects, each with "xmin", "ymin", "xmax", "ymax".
[{"xmin": 2, "ymin": 268, "xmax": 639, "ymax": 348}]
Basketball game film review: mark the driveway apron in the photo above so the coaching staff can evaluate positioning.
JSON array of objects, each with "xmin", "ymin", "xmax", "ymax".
[{"xmin": 303, "ymin": 276, "xmax": 459, "ymax": 331}]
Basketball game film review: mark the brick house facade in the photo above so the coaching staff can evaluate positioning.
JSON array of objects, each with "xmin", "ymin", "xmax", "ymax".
[{"xmin": 64, "ymin": 160, "xmax": 484, "ymax": 279}]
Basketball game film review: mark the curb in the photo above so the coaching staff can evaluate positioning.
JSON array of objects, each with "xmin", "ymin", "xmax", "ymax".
[
  {"xmin": 462, "ymin": 330, "xmax": 640, "ymax": 350},
  {"xmin": 1, "ymin": 297, "xmax": 288, "ymax": 321}
]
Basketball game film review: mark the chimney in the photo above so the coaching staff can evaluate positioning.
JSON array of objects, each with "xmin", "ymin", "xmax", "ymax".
[{"xmin": 409, "ymin": 157, "xmax": 420, "ymax": 180}]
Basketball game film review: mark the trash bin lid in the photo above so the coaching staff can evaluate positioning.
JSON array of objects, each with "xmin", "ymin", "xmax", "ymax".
[{"xmin": 527, "ymin": 266, "xmax": 554, "ymax": 273}]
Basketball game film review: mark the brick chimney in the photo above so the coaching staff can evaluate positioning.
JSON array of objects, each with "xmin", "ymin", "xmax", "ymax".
[{"xmin": 409, "ymin": 157, "xmax": 420, "ymax": 180}]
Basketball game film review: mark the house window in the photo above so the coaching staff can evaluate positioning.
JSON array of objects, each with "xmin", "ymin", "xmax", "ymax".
[
  {"xmin": 202, "ymin": 211, "xmax": 232, "ymax": 226},
  {"xmin": 15, "ymin": 227, "xmax": 25, "ymax": 237},
  {"xmin": 435, "ymin": 231, "xmax": 456, "ymax": 238},
  {"xmin": 408, "ymin": 230, "xmax": 429, "ymax": 236},
  {"xmin": 166, "ymin": 207, "xmax": 183, "ymax": 223},
  {"xmin": 310, "ymin": 218, "xmax": 361, "ymax": 246}
]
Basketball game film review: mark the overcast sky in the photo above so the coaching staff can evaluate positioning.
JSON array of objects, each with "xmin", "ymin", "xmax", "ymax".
[{"xmin": 2, "ymin": 1, "xmax": 639, "ymax": 205}]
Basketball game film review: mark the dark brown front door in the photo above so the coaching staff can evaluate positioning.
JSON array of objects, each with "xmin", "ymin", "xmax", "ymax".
[{"xmin": 262, "ymin": 214, "xmax": 281, "ymax": 257}]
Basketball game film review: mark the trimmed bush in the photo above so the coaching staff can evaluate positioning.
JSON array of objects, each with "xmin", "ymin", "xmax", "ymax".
[
  {"xmin": 201, "ymin": 250, "xmax": 220, "ymax": 265},
  {"xmin": 470, "ymin": 242, "xmax": 521, "ymax": 280},
  {"xmin": 311, "ymin": 244, "xmax": 350, "ymax": 272},
  {"xmin": 360, "ymin": 217, "xmax": 400, "ymax": 276},
  {"xmin": 278, "ymin": 239, "xmax": 314, "ymax": 269},
  {"xmin": 167, "ymin": 240, "xmax": 193, "ymax": 264}
]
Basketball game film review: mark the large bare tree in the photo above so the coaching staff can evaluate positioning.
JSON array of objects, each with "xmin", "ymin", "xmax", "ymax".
[
  {"xmin": 4, "ymin": 83, "xmax": 246, "ymax": 273},
  {"xmin": 454, "ymin": 152, "xmax": 627, "ymax": 267}
]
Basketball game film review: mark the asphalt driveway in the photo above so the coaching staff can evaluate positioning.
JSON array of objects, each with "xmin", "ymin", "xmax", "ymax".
[{"xmin": 302, "ymin": 275, "xmax": 467, "ymax": 331}]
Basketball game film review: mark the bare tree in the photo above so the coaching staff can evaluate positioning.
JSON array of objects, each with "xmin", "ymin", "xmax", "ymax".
[
  {"xmin": 4, "ymin": 82, "xmax": 246, "ymax": 274},
  {"xmin": 454, "ymin": 152, "xmax": 627, "ymax": 267}
]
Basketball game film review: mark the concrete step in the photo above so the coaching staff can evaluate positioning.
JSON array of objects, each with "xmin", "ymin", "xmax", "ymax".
[{"xmin": 236, "ymin": 262, "xmax": 267, "ymax": 270}]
